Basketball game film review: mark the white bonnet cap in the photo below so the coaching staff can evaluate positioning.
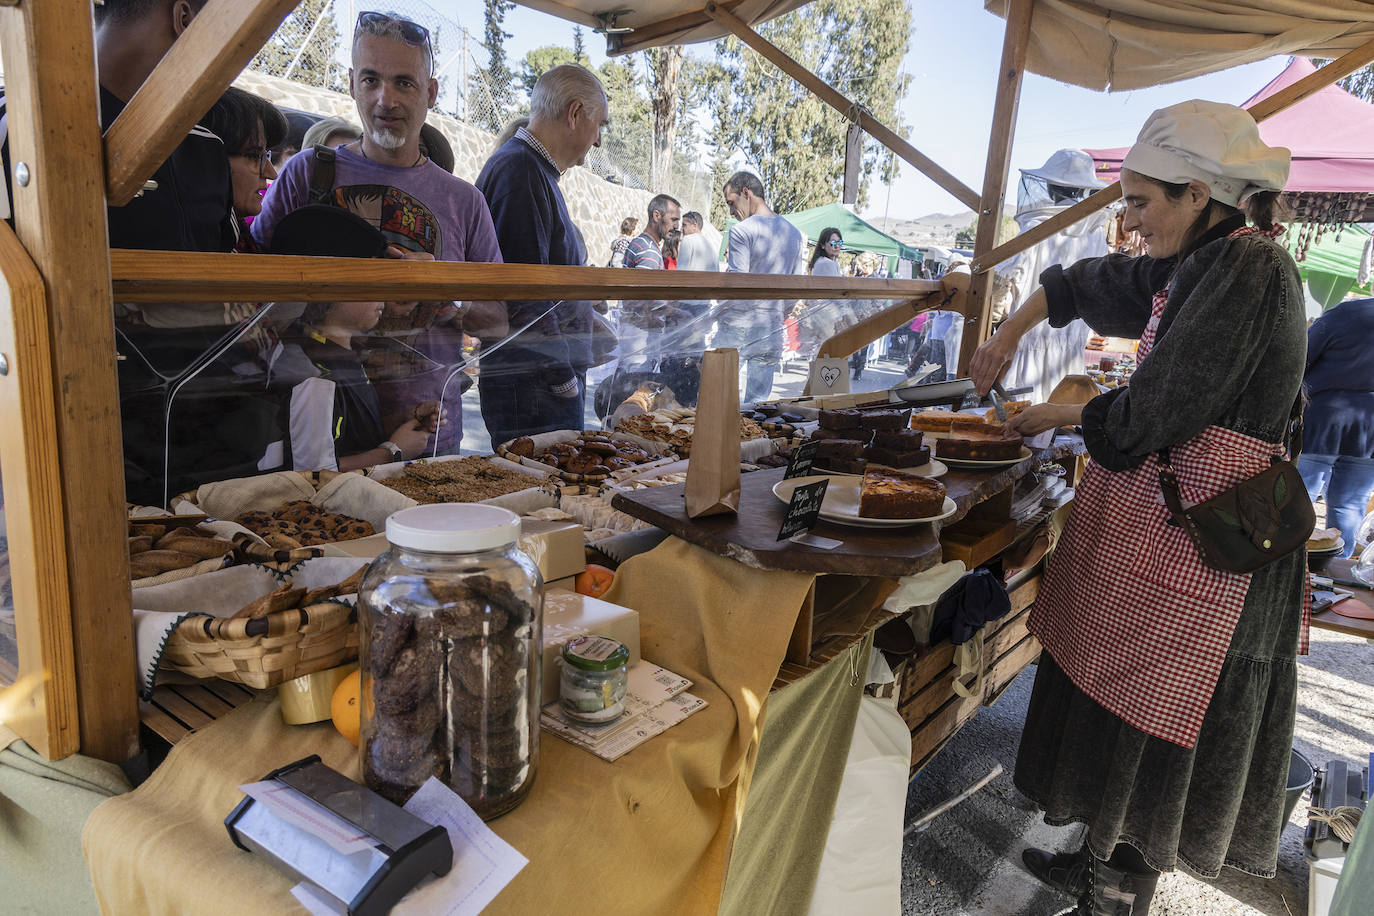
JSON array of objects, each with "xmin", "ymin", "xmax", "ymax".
[{"xmin": 1121, "ymin": 100, "xmax": 1290, "ymax": 207}]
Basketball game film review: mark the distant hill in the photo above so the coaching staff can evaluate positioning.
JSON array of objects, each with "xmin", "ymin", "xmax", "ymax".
[{"xmin": 868, "ymin": 208, "xmax": 1015, "ymax": 248}]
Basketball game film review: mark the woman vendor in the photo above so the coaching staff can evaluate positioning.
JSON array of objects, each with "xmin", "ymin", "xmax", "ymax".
[{"xmin": 971, "ymin": 101, "xmax": 1308, "ymax": 915}]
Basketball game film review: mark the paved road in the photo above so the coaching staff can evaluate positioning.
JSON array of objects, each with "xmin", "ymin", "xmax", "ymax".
[{"xmin": 900, "ymin": 626, "xmax": 1371, "ymax": 914}]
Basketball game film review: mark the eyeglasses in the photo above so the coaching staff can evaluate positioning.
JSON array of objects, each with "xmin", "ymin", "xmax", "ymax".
[
  {"xmin": 356, "ymin": 11, "xmax": 431, "ymax": 49},
  {"xmin": 828, "ymin": 239, "xmax": 843, "ymax": 248},
  {"xmin": 237, "ymin": 148, "xmax": 273, "ymax": 178}
]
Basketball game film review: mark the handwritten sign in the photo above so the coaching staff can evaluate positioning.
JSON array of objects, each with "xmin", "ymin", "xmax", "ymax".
[
  {"xmin": 777, "ymin": 478, "xmax": 829, "ymax": 541},
  {"xmin": 783, "ymin": 440, "xmax": 819, "ymax": 480}
]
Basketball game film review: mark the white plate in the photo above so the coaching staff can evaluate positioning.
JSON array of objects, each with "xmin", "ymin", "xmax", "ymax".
[
  {"xmin": 1307, "ymin": 537, "xmax": 1345, "ymax": 556},
  {"xmin": 772, "ymin": 475, "xmax": 957, "ymax": 528},
  {"xmin": 868, "ymin": 458, "xmax": 949, "ymax": 479},
  {"xmin": 936, "ymin": 446, "xmax": 1033, "ymax": 470}
]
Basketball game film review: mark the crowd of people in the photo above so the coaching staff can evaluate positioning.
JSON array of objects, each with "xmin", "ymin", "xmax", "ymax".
[{"xmin": 0, "ymin": 2, "xmax": 915, "ymax": 505}]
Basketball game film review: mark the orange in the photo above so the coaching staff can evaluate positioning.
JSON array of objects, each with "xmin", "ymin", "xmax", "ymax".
[
  {"xmin": 574, "ymin": 564, "xmax": 615, "ymax": 599},
  {"xmin": 331, "ymin": 669, "xmax": 362, "ymax": 746}
]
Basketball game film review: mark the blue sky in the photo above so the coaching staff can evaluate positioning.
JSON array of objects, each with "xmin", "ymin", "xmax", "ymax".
[{"xmin": 435, "ymin": 1, "xmax": 1291, "ymax": 219}]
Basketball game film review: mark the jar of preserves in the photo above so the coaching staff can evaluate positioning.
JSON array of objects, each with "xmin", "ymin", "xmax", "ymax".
[
  {"xmin": 359, "ymin": 504, "xmax": 542, "ymax": 819},
  {"xmin": 559, "ymin": 635, "xmax": 630, "ymax": 724}
]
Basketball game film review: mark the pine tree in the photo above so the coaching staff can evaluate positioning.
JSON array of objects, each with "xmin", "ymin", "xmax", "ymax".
[
  {"xmin": 474, "ymin": 0, "xmax": 517, "ymax": 133},
  {"xmin": 250, "ymin": 0, "xmax": 344, "ymax": 91},
  {"xmin": 573, "ymin": 26, "xmax": 587, "ymax": 65}
]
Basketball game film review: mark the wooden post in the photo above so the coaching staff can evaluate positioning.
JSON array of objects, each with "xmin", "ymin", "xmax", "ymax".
[
  {"xmin": 970, "ymin": 31, "xmax": 1374, "ymax": 276},
  {"xmin": 703, "ymin": 1, "xmax": 981, "ymax": 211},
  {"xmin": 958, "ymin": 0, "xmax": 1033, "ymax": 377},
  {"xmin": 0, "ymin": 0, "xmax": 139, "ymax": 761},
  {"xmin": 104, "ymin": 0, "xmax": 297, "ymax": 206}
]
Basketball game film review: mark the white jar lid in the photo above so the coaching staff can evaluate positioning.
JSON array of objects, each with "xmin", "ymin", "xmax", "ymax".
[{"xmin": 385, "ymin": 504, "xmax": 521, "ymax": 553}]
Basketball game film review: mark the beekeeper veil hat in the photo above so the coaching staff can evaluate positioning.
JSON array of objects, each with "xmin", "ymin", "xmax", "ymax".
[{"xmin": 1121, "ymin": 100, "xmax": 1290, "ymax": 207}]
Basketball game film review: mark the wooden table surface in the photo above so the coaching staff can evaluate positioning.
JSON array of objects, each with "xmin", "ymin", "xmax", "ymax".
[
  {"xmin": 1312, "ymin": 557, "xmax": 1374, "ymax": 640},
  {"xmin": 611, "ymin": 439, "xmax": 1083, "ymax": 577}
]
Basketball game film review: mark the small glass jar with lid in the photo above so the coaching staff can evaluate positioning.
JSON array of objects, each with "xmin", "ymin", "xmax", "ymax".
[
  {"xmin": 359, "ymin": 503, "xmax": 542, "ymax": 819},
  {"xmin": 559, "ymin": 635, "xmax": 630, "ymax": 724}
]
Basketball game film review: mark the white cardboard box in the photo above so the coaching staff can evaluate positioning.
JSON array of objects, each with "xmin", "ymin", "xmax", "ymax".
[
  {"xmin": 320, "ymin": 518, "xmax": 586, "ymax": 583},
  {"xmin": 540, "ymin": 588, "xmax": 641, "ymax": 705}
]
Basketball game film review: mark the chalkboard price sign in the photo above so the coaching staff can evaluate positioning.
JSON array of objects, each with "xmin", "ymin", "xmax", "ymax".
[
  {"xmin": 777, "ymin": 478, "xmax": 829, "ymax": 541},
  {"xmin": 783, "ymin": 440, "xmax": 819, "ymax": 480}
]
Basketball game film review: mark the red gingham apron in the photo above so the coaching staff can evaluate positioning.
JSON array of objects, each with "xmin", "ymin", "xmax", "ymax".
[{"xmin": 1031, "ymin": 226, "xmax": 1310, "ymax": 748}]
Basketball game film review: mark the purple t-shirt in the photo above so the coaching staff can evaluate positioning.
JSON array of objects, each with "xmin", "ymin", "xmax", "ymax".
[{"xmin": 254, "ymin": 146, "xmax": 503, "ymax": 453}]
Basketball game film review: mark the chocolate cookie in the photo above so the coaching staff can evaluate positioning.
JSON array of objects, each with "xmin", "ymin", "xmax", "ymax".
[{"xmin": 450, "ymin": 636, "xmax": 527, "ymax": 699}]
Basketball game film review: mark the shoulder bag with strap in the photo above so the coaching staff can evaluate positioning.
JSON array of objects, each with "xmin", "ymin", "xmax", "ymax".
[
  {"xmin": 1156, "ymin": 396, "xmax": 1314, "ymax": 574},
  {"xmin": 308, "ymin": 144, "xmax": 336, "ymax": 204}
]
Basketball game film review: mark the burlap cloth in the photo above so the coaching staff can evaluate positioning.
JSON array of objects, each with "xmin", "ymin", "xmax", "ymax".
[{"xmin": 83, "ymin": 536, "xmax": 818, "ymax": 915}]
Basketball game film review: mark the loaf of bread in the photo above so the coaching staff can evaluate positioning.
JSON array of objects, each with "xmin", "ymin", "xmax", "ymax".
[{"xmin": 857, "ymin": 469, "xmax": 946, "ymax": 519}]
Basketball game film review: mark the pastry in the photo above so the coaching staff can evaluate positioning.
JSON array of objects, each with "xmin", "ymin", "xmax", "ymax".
[
  {"xmin": 871, "ymin": 428, "xmax": 924, "ymax": 449},
  {"xmin": 819, "ymin": 408, "xmax": 863, "ymax": 429},
  {"xmin": 937, "ymin": 428, "xmax": 1025, "ymax": 461},
  {"xmin": 814, "ymin": 438, "xmax": 867, "ymax": 460},
  {"xmin": 864, "ymin": 444, "xmax": 932, "ymax": 469},
  {"xmin": 952, "ymin": 414, "xmax": 998, "ymax": 434},
  {"xmin": 1308, "ymin": 527, "xmax": 1341, "ymax": 551},
  {"xmin": 507, "ymin": 436, "xmax": 536, "ymax": 457},
  {"xmin": 811, "ymin": 427, "xmax": 871, "ymax": 443},
  {"xmin": 910, "ymin": 410, "xmax": 963, "ymax": 432},
  {"xmin": 857, "ymin": 408, "xmax": 911, "ymax": 429},
  {"xmin": 814, "ymin": 456, "xmax": 867, "ymax": 475},
  {"xmin": 857, "ymin": 468, "xmax": 946, "ymax": 519}
]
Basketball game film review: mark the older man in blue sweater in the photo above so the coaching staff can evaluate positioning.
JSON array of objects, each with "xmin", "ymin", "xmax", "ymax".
[{"xmin": 475, "ymin": 64, "xmax": 609, "ymax": 443}]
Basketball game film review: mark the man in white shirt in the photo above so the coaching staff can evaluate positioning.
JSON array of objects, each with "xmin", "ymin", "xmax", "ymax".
[{"xmin": 719, "ymin": 171, "xmax": 803, "ymax": 404}]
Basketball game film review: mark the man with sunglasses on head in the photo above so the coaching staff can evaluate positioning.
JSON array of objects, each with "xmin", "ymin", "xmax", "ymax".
[
  {"xmin": 475, "ymin": 63, "xmax": 610, "ymax": 444},
  {"xmin": 253, "ymin": 10, "xmax": 503, "ymax": 456}
]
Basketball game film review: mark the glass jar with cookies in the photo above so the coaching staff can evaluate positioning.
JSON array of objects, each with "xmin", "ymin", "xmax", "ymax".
[{"xmin": 359, "ymin": 504, "xmax": 542, "ymax": 819}]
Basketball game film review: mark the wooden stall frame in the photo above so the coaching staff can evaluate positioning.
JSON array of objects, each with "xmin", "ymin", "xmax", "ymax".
[{"xmin": 4, "ymin": 0, "xmax": 1373, "ymax": 761}]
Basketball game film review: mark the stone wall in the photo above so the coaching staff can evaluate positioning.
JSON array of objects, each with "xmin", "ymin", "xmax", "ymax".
[{"xmin": 235, "ymin": 71, "xmax": 656, "ymax": 264}]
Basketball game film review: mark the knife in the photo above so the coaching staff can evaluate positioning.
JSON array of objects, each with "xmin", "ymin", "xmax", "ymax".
[{"xmin": 989, "ymin": 383, "xmax": 1009, "ymax": 422}]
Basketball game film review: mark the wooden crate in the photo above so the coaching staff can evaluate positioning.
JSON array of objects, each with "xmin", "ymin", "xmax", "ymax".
[{"xmin": 898, "ymin": 573, "xmax": 1042, "ymax": 775}]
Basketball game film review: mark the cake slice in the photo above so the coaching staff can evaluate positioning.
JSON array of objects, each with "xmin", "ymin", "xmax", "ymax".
[
  {"xmin": 857, "ymin": 468, "xmax": 947, "ymax": 519},
  {"xmin": 910, "ymin": 409, "xmax": 963, "ymax": 432},
  {"xmin": 819, "ymin": 407, "xmax": 864, "ymax": 429},
  {"xmin": 937, "ymin": 427, "xmax": 1025, "ymax": 461},
  {"xmin": 871, "ymin": 428, "xmax": 924, "ymax": 449},
  {"xmin": 864, "ymin": 444, "xmax": 932, "ymax": 469},
  {"xmin": 814, "ymin": 456, "xmax": 867, "ymax": 475},
  {"xmin": 814, "ymin": 438, "xmax": 867, "ymax": 460}
]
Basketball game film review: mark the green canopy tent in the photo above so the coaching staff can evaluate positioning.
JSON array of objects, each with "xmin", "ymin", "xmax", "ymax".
[
  {"xmin": 1284, "ymin": 222, "xmax": 1371, "ymax": 310},
  {"xmin": 717, "ymin": 202, "xmax": 922, "ymax": 274}
]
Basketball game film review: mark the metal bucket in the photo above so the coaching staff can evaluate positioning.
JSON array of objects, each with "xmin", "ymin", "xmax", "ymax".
[{"xmin": 1284, "ymin": 748, "xmax": 1315, "ymax": 825}]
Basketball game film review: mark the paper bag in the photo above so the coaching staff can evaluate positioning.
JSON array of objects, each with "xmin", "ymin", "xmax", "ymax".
[
  {"xmin": 685, "ymin": 348, "xmax": 741, "ymax": 517},
  {"xmin": 804, "ymin": 357, "xmax": 851, "ymax": 397}
]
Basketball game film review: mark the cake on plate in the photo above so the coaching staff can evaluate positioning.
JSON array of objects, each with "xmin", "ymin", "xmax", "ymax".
[
  {"xmin": 857, "ymin": 468, "xmax": 946, "ymax": 519},
  {"xmin": 1308, "ymin": 527, "xmax": 1341, "ymax": 552},
  {"xmin": 937, "ymin": 426, "xmax": 1025, "ymax": 461}
]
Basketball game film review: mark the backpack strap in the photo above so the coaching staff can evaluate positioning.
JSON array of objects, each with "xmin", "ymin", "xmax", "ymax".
[{"xmin": 308, "ymin": 144, "xmax": 336, "ymax": 205}]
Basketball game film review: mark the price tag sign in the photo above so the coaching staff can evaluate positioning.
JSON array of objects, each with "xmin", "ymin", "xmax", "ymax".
[
  {"xmin": 777, "ymin": 478, "xmax": 829, "ymax": 541},
  {"xmin": 783, "ymin": 440, "xmax": 819, "ymax": 480}
]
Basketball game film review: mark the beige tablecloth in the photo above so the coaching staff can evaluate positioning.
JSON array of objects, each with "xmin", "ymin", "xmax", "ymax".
[{"xmin": 84, "ymin": 536, "xmax": 819, "ymax": 915}]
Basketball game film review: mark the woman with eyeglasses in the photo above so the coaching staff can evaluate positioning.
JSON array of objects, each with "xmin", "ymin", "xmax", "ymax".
[
  {"xmin": 202, "ymin": 86, "xmax": 286, "ymax": 253},
  {"xmin": 808, "ymin": 226, "xmax": 844, "ymax": 276}
]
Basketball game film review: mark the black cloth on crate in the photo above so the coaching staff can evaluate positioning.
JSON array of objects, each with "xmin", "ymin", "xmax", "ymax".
[{"xmin": 929, "ymin": 568, "xmax": 1010, "ymax": 646}]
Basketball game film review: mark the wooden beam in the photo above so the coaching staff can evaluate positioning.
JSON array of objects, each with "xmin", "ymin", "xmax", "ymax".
[
  {"xmin": 108, "ymin": 251, "xmax": 945, "ymax": 303},
  {"xmin": 0, "ymin": 222, "xmax": 79, "ymax": 761},
  {"xmin": 609, "ymin": 1, "xmax": 746, "ymax": 55},
  {"xmin": 104, "ymin": 0, "xmax": 297, "ymax": 206},
  {"xmin": 971, "ymin": 32, "xmax": 1374, "ymax": 275},
  {"xmin": 959, "ymin": 0, "xmax": 1033, "ymax": 377},
  {"xmin": 703, "ymin": 2, "xmax": 981, "ymax": 212},
  {"xmin": 0, "ymin": 0, "xmax": 138, "ymax": 761},
  {"xmin": 818, "ymin": 270, "xmax": 970, "ymax": 359}
]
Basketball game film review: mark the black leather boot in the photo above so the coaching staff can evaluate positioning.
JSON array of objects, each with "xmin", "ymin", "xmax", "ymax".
[
  {"xmin": 1022, "ymin": 844, "xmax": 1091, "ymax": 898},
  {"xmin": 1058, "ymin": 858, "xmax": 1160, "ymax": 915}
]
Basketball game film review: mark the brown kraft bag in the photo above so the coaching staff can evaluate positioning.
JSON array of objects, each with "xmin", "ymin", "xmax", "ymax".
[{"xmin": 685, "ymin": 348, "xmax": 742, "ymax": 517}]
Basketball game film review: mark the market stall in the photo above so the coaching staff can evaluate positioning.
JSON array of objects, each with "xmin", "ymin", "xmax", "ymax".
[{"xmin": 4, "ymin": 2, "xmax": 1374, "ymax": 914}]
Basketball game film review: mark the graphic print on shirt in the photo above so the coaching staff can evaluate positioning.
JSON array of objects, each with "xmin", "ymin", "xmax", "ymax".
[{"xmin": 331, "ymin": 184, "xmax": 442, "ymax": 256}]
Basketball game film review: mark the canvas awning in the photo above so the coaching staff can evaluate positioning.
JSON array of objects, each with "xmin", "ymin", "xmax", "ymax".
[
  {"xmin": 982, "ymin": 0, "xmax": 1374, "ymax": 91},
  {"xmin": 510, "ymin": 1, "xmax": 813, "ymax": 54},
  {"xmin": 716, "ymin": 202, "xmax": 922, "ymax": 267}
]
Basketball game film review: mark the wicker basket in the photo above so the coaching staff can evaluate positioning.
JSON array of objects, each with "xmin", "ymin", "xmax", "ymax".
[{"xmin": 161, "ymin": 598, "xmax": 358, "ymax": 690}]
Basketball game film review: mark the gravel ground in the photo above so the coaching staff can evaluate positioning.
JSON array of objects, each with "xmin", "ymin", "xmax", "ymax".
[{"xmin": 901, "ymin": 627, "xmax": 1371, "ymax": 915}]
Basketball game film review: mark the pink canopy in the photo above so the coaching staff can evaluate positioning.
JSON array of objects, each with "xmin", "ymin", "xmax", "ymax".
[{"xmin": 1086, "ymin": 57, "xmax": 1374, "ymax": 194}]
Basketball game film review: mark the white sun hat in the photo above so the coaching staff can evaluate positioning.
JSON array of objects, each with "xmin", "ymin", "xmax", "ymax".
[{"xmin": 1020, "ymin": 149, "xmax": 1107, "ymax": 190}]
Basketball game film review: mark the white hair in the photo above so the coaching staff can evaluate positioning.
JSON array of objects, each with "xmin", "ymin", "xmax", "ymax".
[{"xmin": 529, "ymin": 64, "xmax": 606, "ymax": 123}]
